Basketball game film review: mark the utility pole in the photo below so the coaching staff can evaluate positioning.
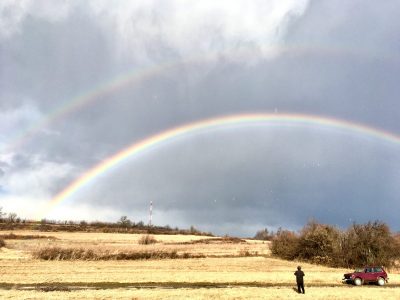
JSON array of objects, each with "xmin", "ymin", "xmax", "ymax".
[{"xmin": 149, "ymin": 201, "xmax": 153, "ymax": 226}]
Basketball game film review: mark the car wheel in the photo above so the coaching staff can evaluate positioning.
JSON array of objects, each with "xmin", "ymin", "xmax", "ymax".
[
  {"xmin": 377, "ymin": 277, "xmax": 385, "ymax": 286},
  {"xmin": 354, "ymin": 278, "xmax": 362, "ymax": 286}
]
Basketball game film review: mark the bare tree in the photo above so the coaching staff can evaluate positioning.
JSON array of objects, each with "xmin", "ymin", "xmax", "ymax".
[
  {"xmin": 7, "ymin": 212, "xmax": 17, "ymax": 223},
  {"xmin": 118, "ymin": 216, "xmax": 132, "ymax": 228}
]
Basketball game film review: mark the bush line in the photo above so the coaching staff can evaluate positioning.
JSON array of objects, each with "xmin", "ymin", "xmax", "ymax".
[
  {"xmin": 33, "ymin": 247, "xmax": 206, "ymax": 261},
  {"xmin": 0, "ymin": 233, "xmax": 57, "ymax": 240},
  {"xmin": 271, "ymin": 220, "xmax": 400, "ymax": 268}
]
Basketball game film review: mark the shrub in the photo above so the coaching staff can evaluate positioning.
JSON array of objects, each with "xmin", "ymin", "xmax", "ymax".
[
  {"xmin": 297, "ymin": 221, "xmax": 342, "ymax": 266},
  {"xmin": 271, "ymin": 220, "xmax": 400, "ymax": 269},
  {"xmin": 138, "ymin": 234, "xmax": 157, "ymax": 245},
  {"xmin": 341, "ymin": 221, "xmax": 400, "ymax": 268},
  {"xmin": 32, "ymin": 247, "xmax": 203, "ymax": 261},
  {"xmin": 0, "ymin": 233, "xmax": 57, "ymax": 240},
  {"xmin": 0, "ymin": 238, "xmax": 5, "ymax": 248},
  {"xmin": 254, "ymin": 228, "xmax": 274, "ymax": 241},
  {"xmin": 33, "ymin": 247, "xmax": 97, "ymax": 260},
  {"xmin": 238, "ymin": 249, "xmax": 259, "ymax": 257},
  {"xmin": 271, "ymin": 228, "xmax": 299, "ymax": 260}
]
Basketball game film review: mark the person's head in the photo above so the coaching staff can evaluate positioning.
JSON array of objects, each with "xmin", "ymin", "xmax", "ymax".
[{"xmin": 297, "ymin": 266, "xmax": 301, "ymax": 270}]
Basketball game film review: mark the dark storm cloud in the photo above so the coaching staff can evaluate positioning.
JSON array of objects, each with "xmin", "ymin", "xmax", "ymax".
[
  {"xmin": 69, "ymin": 127, "xmax": 400, "ymax": 236},
  {"xmin": 281, "ymin": 0, "xmax": 400, "ymax": 127},
  {"xmin": 2, "ymin": 1, "xmax": 400, "ymax": 235},
  {"xmin": 0, "ymin": 7, "xmax": 116, "ymax": 108},
  {"xmin": 1, "ymin": 0, "xmax": 307, "ymax": 165}
]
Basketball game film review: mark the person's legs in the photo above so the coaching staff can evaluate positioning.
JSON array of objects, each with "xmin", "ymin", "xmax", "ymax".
[
  {"xmin": 300, "ymin": 283, "xmax": 305, "ymax": 294},
  {"xmin": 297, "ymin": 283, "xmax": 301, "ymax": 293}
]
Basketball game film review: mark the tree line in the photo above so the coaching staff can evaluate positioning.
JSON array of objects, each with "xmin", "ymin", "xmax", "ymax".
[
  {"xmin": 0, "ymin": 207, "xmax": 211, "ymax": 236},
  {"xmin": 269, "ymin": 220, "xmax": 400, "ymax": 269}
]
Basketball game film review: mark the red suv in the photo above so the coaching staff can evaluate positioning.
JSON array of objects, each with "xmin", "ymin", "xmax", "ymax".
[{"xmin": 343, "ymin": 266, "xmax": 388, "ymax": 286}]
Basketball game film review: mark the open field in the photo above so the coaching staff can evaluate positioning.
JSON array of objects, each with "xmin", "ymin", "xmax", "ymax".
[{"xmin": 0, "ymin": 230, "xmax": 399, "ymax": 299}]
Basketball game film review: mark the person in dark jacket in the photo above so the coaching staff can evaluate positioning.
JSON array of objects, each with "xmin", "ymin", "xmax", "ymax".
[{"xmin": 294, "ymin": 266, "xmax": 305, "ymax": 294}]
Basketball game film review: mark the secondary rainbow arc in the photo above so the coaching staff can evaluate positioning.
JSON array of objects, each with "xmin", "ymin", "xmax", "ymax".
[{"xmin": 4, "ymin": 44, "xmax": 393, "ymax": 154}]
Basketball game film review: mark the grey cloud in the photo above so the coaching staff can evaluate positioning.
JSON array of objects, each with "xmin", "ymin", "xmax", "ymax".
[
  {"xmin": 2, "ymin": 1, "xmax": 400, "ymax": 236},
  {"xmin": 1, "ymin": 10, "xmax": 116, "ymax": 107},
  {"xmin": 68, "ymin": 128, "xmax": 400, "ymax": 235},
  {"xmin": 282, "ymin": 0, "xmax": 400, "ymax": 127}
]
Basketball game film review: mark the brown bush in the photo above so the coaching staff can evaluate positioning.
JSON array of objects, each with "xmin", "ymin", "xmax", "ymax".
[
  {"xmin": 32, "ymin": 247, "xmax": 204, "ymax": 261},
  {"xmin": 341, "ymin": 221, "xmax": 400, "ymax": 268},
  {"xmin": 297, "ymin": 221, "xmax": 342, "ymax": 266},
  {"xmin": 0, "ymin": 233, "xmax": 57, "ymax": 240},
  {"xmin": 254, "ymin": 228, "xmax": 274, "ymax": 241},
  {"xmin": 271, "ymin": 220, "xmax": 400, "ymax": 269},
  {"xmin": 138, "ymin": 234, "xmax": 157, "ymax": 245},
  {"xmin": 33, "ymin": 247, "xmax": 97, "ymax": 260},
  {"xmin": 168, "ymin": 237, "xmax": 246, "ymax": 245},
  {"xmin": 238, "ymin": 249, "xmax": 259, "ymax": 257},
  {"xmin": 0, "ymin": 238, "xmax": 5, "ymax": 248},
  {"xmin": 271, "ymin": 228, "xmax": 300, "ymax": 260}
]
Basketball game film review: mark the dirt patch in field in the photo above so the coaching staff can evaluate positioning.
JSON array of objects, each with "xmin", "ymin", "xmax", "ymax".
[
  {"xmin": 1, "ymin": 281, "xmax": 399, "ymax": 291},
  {"xmin": 0, "ymin": 247, "xmax": 30, "ymax": 260},
  {"xmin": 166, "ymin": 237, "xmax": 247, "ymax": 245}
]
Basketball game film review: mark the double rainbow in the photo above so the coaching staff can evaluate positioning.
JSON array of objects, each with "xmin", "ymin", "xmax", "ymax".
[{"xmin": 4, "ymin": 44, "xmax": 390, "ymax": 153}]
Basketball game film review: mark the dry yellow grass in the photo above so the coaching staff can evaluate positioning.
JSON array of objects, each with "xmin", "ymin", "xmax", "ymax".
[
  {"xmin": 0, "ymin": 230, "xmax": 399, "ymax": 299},
  {"xmin": 1, "ymin": 287, "xmax": 400, "ymax": 300},
  {"xmin": 3, "ymin": 230, "xmax": 270, "ymax": 257}
]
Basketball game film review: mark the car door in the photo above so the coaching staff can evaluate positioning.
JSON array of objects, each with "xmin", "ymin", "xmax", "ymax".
[
  {"xmin": 364, "ymin": 268, "xmax": 375, "ymax": 283},
  {"xmin": 373, "ymin": 267, "xmax": 385, "ymax": 280}
]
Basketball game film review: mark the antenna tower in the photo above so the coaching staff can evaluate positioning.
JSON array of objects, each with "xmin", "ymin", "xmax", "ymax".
[{"xmin": 149, "ymin": 201, "xmax": 153, "ymax": 226}]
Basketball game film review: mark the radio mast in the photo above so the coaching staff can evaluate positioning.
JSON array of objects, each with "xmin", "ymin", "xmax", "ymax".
[{"xmin": 149, "ymin": 201, "xmax": 153, "ymax": 226}]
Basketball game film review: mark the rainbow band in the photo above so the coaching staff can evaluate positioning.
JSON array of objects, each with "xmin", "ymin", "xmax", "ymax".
[
  {"xmin": 4, "ymin": 51, "xmax": 238, "ymax": 153},
  {"xmin": 4, "ymin": 45, "xmax": 389, "ymax": 154},
  {"xmin": 41, "ymin": 113, "xmax": 400, "ymax": 218},
  {"xmin": 3, "ymin": 62, "xmax": 180, "ymax": 153}
]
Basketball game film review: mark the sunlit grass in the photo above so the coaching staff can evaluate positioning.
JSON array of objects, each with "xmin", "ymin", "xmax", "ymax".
[{"xmin": 0, "ymin": 230, "xmax": 399, "ymax": 299}]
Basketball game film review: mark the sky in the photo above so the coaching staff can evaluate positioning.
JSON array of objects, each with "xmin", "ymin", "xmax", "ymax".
[{"xmin": 1, "ymin": 0, "xmax": 400, "ymax": 236}]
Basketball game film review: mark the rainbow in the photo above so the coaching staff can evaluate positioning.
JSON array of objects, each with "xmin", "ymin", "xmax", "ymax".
[
  {"xmin": 3, "ymin": 44, "xmax": 390, "ymax": 154},
  {"xmin": 2, "ymin": 61, "xmax": 182, "ymax": 153},
  {"xmin": 3, "ymin": 50, "xmax": 249, "ymax": 153},
  {"xmin": 41, "ymin": 112, "xmax": 400, "ymax": 218}
]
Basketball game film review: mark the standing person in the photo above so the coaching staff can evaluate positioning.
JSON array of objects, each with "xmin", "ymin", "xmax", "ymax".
[{"xmin": 294, "ymin": 266, "xmax": 305, "ymax": 294}]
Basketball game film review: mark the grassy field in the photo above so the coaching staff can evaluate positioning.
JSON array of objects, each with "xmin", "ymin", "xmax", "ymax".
[{"xmin": 0, "ymin": 230, "xmax": 399, "ymax": 299}]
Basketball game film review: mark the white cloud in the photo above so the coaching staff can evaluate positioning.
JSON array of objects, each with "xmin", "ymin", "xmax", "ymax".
[
  {"xmin": 46, "ymin": 202, "xmax": 121, "ymax": 223},
  {"xmin": 89, "ymin": 0, "xmax": 310, "ymax": 61},
  {"xmin": 0, "ymin": 0, "xmax": 31, "ymax": 38},
  {"xmin": 0, "ymin": 0, "xmax": 72, "ymax": 39},
  {"xmin": 0, "ymin": 156, "xmax": 76, "ymax": 219},
  {"xmin": 0, "ymin": 104, "xmax": 42, "ymax": 151},
  {"xmin": 4, "ymin": 157, "xmax": 74, "ymax": 199}
]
